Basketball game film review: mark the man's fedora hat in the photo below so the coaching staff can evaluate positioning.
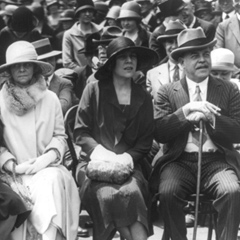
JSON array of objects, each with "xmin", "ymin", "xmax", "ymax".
[
  {"xmin": 117, "ymin": 1, "xmax": 142, "ymax": 20},
  {"xmin": 194, "ymin": 1, "xmax": 212, "ymax": 15},
  {"xmin": 8, "ymin": 6, "xmax": 38, "ymax": 32},
  {"xmin": 78, "ymin": 32, "xmax": 101, "ymax": 55},
  {"xmin": 32, "ymin": 38, "xmax": 61, "ymax": 60},
  {"xmin": 0, "ymin": 41, "xmax": 53, "ymax": 76},
  {"xmin": 92, "ymin": 26, "xmax": 122, "ymax": 45},
  {"xmin": 75, "ymin": 0, "xmax": 96, "ymax": 17},
  {"xmin": 211, "ymin": 48, "xmax": 235, "ymax": 72},
  {"xmin": 59, "ymin": 9, "xmax": 75, "ymax": 22},
  {"xmin": 158, "ymin": 0, "xmax": 185, "ymax": 18},
  {"xmin": 157, "ymin": 19, "xmax": 186, "ymax": 42},
  {"xmin": 171, "ymin": 27, "xmax": 217, "ymax": 61},
  {"xmin": 95, "ymin": 36, "xmax": 159, "ymax": 81}
]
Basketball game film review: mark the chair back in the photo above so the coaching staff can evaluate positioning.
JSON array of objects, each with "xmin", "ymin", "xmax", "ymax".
[{"xmin": 64, "ymin": 105, "xmax": 79, "ymax": 180}]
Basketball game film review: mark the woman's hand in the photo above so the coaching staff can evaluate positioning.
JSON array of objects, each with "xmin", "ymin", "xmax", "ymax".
[
  {"xmin": 15, "ymin": 159, "xmax": 36, "ymax": 174},
  {"xmin": 25, "ymin": 151, "xmax": 57, "ymax": 175}
]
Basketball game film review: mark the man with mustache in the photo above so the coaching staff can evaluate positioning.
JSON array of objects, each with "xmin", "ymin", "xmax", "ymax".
[{"xmin": 150, "ymin": 27, "xmax": 240, "ymax": 240}]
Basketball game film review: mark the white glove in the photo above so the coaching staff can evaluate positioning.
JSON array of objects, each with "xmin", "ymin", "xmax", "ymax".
[
  {"xmin": 25, "ymin": 151, "xmax": 57, "ymax": 175},
  {"xmin": 15, "ymin": 159, "xmax": 36, "ymax": 174},
  {"xmin": 90, "ymin": 145, "xmax": 117, "ymax": 162},
  {"xmin": 115, "ymin": 153, "xmax": 134, "ymax": 170}
]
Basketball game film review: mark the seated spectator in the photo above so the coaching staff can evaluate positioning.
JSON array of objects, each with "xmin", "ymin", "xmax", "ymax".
[
  {"xmin": 32, "ymin": 38, "xmax": 73, "ymax": 115},
  {"xmin": 211, "ymin": 48, "xmax": 240, "ymax": 88},
  {"xmin": 0, "ymin": 4, "xmax": 17, "ymax": 26},
  {"xmin": 0, "ymin": 40, "xmax": 79, "ymax": 240},
  {"xmin": 105, "ymin": 5, "xmax": 121, "ymax": 27},
  {"xmin": 147, "ymin": 20, "xmax": 185, "ymax": 101},
  {"xmin": 194, "ymin": 1, "xmax": 214, "ymax": 22},
  {"xmin": 0, "ymin": 6, "xmax": 41, "ymax": 65},
  {"xmin": 62, "ymin": 0, "xmax": 102, "ymax": 75},
  {"xmin": 118, "ymin": 1, "xmax": 151, "ymax": 48},
  {"xmin": 74, "ymin": 36, "xmax": 158, "ymax": 240},
  {"xmin": 56, "ymin": 9, "xmax": 75, "ymax": 51}
]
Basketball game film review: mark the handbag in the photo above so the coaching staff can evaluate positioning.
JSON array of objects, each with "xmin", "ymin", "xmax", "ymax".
[
  {"xmin": 0, "ymin": 164, "xmax": 33, "ymax": 210},
  {"xmin": 86, "ymin": 160, "xmax": 133, "ymax": 185}
]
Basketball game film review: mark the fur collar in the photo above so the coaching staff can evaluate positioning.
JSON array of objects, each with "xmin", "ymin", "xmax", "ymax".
[{"xmin": 2, "ymin": 75, "xmax": 47, "ymax": 116}]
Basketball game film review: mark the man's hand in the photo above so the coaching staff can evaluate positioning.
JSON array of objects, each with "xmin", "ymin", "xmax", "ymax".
[
  {"xmin": 186, "ymin": 111, "xmax": 207, "ymax": 124},
  {"xmin": 183, "ymin": 101, "xmax": 221, "ymax": 118}
]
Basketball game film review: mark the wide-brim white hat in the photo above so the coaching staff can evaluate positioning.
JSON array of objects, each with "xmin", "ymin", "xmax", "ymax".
[{"xmin": 0, "ymin": 41, "xmax": 53, "ymax": 76}]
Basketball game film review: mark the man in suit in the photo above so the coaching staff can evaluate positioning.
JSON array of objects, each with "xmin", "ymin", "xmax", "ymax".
[
  {"xmin": 150, "ymin": 27, "xmax": 240, "ymax": 240},
  {"xmin": 149, "ymin": 0, "xmax": 216, "ymax": 63},
  {"xmin": 32, "ymin": 38, "xmax": 73, "ymax": 115},
  {"xmin": 147, "ymin": 20, "xmax": 185, "ymax": 102},
  {"xmin": 215, "ymin": 0, "xmax": 240, "ymax": 75}
]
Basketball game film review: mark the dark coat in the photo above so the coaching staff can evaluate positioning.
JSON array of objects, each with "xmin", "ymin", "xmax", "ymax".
[
  {"xmin": 74, "ymin": 80, "xmax": 154, "ymax": 167},
  {"xmin": 0, "ymin": 26, "xmax": 42, "ymax": 65},
  {"xmin": 49, "ymin": 73, "xmax": 73, "ymax": 115},
  {"xmin": 149, "ymin": 76, "xmax": 240, "ymax": 193},
  {"xmin": 149, "ymin": 17, "xmax": 216, "ymax": 63}
]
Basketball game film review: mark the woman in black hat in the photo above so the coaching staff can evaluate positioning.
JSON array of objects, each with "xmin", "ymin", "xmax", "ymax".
[
  {"xmin": 74, "ymin": 36, "xmax": 158, "ymax": 240},
  {"xmin": 0, "ymin": 6, "xmax": 41, "ymax": 65}
]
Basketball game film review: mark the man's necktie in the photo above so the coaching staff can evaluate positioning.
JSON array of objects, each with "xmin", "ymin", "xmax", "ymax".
[
  {"xmin": 225, "ymin": 14, "xmax": 229, "ymax": 19},
  {"xmin": 173, "ymin": 64, "xmax": 180, "ymax": 82},
  {"xmin": 192, "ymin": 85, "xmax": 207, "ymax": 147}
]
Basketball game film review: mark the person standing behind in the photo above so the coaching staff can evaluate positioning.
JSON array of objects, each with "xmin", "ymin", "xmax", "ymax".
[
  {"xmin": 150, "ymin": 27, "xmax": 240, "ymax": 240},
  {"xmin": 32, "ymin": 38, "xmax": 73, "ymax": 115},
  {"xmin": 0, "ymin": 6, "xmax": 41, "ymax": 65},
  {"xmin": 147, "ymin": 20, "xmax": 185, "ymax": 102},
  {"xmin": 118, "ymin": 1, "xmax": 151, "ymax": 48},
  {"xmin": 62, "ymin": 0, "xmax": 102, "ymax": 76}
]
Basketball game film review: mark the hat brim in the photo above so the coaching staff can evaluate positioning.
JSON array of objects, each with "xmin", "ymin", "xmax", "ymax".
[
  {"xmin": 37, "ymin": 51, "xmax": 62, "ymax": 60},
  {"xmin": 157, "ymin": 33, "xmax": 178, "ymax": 42},
  {"xmin": 0, "ymin": 60, "xmax": 54, "ymax": 76},
  {"xmin": 75, "ymin": 6, "xmax": 96, "ymax": 16},
  {"xmin": 95, "ymin": 46, "xmax": 159, "ymax": 81},
  {"xmin": 171, "ymin": 39, "xmax": 217, "ymax": 61},
  {"xmin": 92, "ymin": 38, "xmax": 115, "ymax": 45}
]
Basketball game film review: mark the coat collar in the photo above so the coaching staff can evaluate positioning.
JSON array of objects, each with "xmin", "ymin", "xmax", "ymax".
[{"xmin": 69, "ymin": 22, "xmax": 102, "ymax": 37}]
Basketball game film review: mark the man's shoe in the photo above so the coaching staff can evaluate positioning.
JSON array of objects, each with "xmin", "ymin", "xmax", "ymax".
[
  {"xmin": 185, "ymin": 214, "xmax": 195, "ymax": 228},
  {"xmin": 77, "ymin": 226, "xmax": 89, "ymax": 238}
]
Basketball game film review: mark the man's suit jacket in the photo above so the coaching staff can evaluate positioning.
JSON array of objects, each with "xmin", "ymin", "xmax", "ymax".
[
  {"xmin": 146, "ymin": 62, "xmax": 171, "ymax": 101},
  {"xmin": 49, "ymin": 73, "xmax": 73, "ymax": 115},
  {"xmin": 149, "ymin": 17, "xmax": 216, "ymax": 63},
  {"xmin": 215, "ymin": 14, "xmax": 240, "ymax": 69},
  {"xmin": 149, "ymin": 76, "xmax": 240, "ymax": 193}
]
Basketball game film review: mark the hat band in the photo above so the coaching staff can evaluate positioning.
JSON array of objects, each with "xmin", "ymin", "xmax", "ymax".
[
  {"xmin": 179, "ymin": 38, "xmax": 209, "ymax": 48},
  {"xmin": 212, "ymin": 62, "xmax": 234, "ymax": 69},
  {"xmin": 119, "ymin": 10, "xmax": 141, "ymax": 18},
  {"xmin": 164, "ymin": 29, "xmax": 184, "ymax": 35},
  {"xmin": 35, "ymin": 45, "xmax": 53, "ymax": 57}
]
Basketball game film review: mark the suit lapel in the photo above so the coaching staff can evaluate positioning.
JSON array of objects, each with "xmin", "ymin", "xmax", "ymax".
[
  {"xmin": 174, "ymin": 77, "xmax": 190, "ymax": 109},
  {"xmin": 207, "ymin": 76, "xmax": 222, "ymax": 106},
  {"xmin": 158, "ymin": 63, "xmax": 170, "ymax": 85},
  {"xmin": 229, "ymin": 15, "xmax": 240, "ymax": 46}
]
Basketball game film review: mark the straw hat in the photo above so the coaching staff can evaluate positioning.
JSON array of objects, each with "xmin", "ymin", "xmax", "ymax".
[
  {"xmin": 157, "ymin": 19, "xmax": 186, "ymax": 42},
  {"xmin": 92, "ymin": 26, "xmax": 122, "ymax": 45},
  {"xmin": 211, "ymin": 48, "xmax": 235, "ymax": 72},
  {"xmin": 0, "ymin": 41, "xmax": 53, "ymax": 76},
  {"xmin": 171, "ymin": 27, "xmax": 217, "ymax": 61},
  {"xmin": 31, "ymin": 38, "xmax": 61, "ymax": 60},
  {"xmin": 95, "ymin": 36, "xmax": 159, "ymax": 81},
  {"xmin": 118, "ymin": 1, "xmax": 142, "ymax": 20}
]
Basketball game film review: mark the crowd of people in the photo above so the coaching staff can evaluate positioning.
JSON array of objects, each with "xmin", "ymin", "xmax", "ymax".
[{"xmin": 0, "ymin": 0, "xmax": 240, "ymax": 240}]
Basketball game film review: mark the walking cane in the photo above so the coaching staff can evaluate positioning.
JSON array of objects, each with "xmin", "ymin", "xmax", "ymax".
[{"xmin": 192, "ymin": 119, "xmax": 204, "ymax": 240}]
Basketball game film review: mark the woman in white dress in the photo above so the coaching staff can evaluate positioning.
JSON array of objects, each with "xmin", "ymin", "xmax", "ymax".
[{"xmin": 0, "ymin": 41, "xmax": 80, "ymax": 240}]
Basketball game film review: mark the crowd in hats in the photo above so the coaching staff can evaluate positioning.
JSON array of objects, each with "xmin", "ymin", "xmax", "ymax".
[{"xmin": 1, "ymin": 0, "xmax": 240, "ymax": 240}]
